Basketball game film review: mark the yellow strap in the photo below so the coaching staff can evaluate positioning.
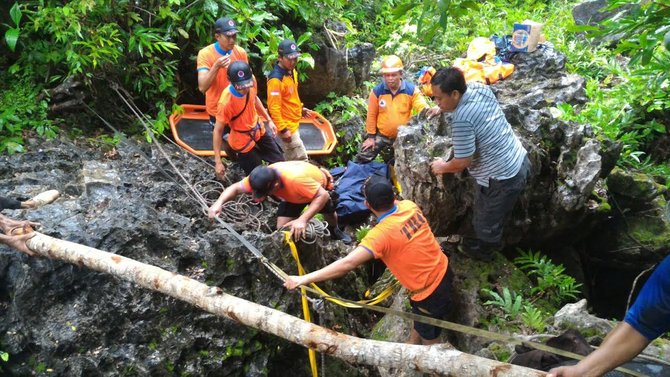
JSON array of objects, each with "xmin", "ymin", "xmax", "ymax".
[
  {"xmin": 284, "ymin": 231, "xmax": 318, "ymax": 377},
  {"xmin": 389, "ymin": 165, "xmax": 402, "ymax": 194},
  {"xmin": 283, "ymin": 232, "xmax": 399, "ymax": 309}
]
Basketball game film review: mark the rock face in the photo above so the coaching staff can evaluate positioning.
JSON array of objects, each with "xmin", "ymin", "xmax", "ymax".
[
  {"xmin": 395, "ymin": 44, "xmax": 613, "ymax": 247},
  {"xmin": 0, "ymin": 139, "xmax": 371, "ymax": 377},
  {"xmin": 299, "ymin": 22, "xmax": 375, "ymax": 107}
]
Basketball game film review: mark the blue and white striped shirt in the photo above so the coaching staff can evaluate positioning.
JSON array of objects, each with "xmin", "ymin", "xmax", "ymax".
[{"xmin": 452, "ymin": 82, "xmax": 527, "ymax": 187}]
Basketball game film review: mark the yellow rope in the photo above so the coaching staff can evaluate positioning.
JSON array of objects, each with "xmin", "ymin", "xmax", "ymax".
[{"xmin": 283, "ymin": 232, "xmax": 399, "ymax": 308}]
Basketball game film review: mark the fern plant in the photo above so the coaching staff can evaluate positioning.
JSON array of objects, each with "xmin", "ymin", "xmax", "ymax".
[
  {"xmin": 482, "ymin": 287, "xmax": 523, "ymax": 320},
  {"xmin": 514, "ymin": 249, "xmax": 582, "ymax": 307},
  {"xmin": 521, "ymin": 304, "xmax": 545, "ymax": 333}
]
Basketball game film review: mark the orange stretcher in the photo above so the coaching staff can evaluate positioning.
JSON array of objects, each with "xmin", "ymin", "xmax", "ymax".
[{"xmin": 169, "ymin": 104, "xmax": 337, "ymax": 157}]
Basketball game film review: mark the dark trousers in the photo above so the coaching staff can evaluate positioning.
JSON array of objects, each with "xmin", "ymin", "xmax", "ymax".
[
  {"xmin": 472, "ymin": 156, "xmax": 530, "ymax": 245},
  {"xmin": 236, "ymin": 132, "xmax": 285, "ymax": 174},
  {"xmin": 0, "ymin": 196, "xmax": 21, "ymax": 211}
]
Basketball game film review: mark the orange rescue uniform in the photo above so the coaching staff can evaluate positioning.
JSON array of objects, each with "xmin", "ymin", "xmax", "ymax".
[
  {"xmin": 240, "ymin": 161, "xmax": 328, "ymax": 204},
  {"xmin": 197, "ymin": 44, "xmax": 249, "ymax": 116},
  {"xmin": 366, "ymin": 81, "xmax": 429, "ymax": 139},
  {"xmin": 359, "ymin": 200, "xmax": 448, "ymax": 301},
  {"xmin": 267, "ymin": 63, "xmax": 303, "ymax": 134},
  {"xmin": 215, "ymin": 80, "xmax": 265, "ymax": 154}
]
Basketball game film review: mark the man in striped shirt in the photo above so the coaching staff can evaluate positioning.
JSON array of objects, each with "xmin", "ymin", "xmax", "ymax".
[{"xmin": 428, "ymin": 67, "xmax": 530, "ymax": 261}]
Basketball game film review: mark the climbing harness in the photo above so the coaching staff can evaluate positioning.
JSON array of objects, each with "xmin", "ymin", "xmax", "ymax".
[{"xmin": 101, "ymin": 84, "xmax": 649, "ymax": 377}]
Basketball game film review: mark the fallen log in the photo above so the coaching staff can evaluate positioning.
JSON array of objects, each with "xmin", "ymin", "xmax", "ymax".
[{"xmin": 19, "ymin": 232, "xmax": 546, "ymax": 376}]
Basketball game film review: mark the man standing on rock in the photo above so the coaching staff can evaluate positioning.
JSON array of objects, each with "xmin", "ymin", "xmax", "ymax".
[
  {"xmin": 429, "ymin": 67, "xmax": 530, "ymax": 261},
  {"xmin": 284, "ymin": 176, "xmax": 453, "ymax": 345},
  {"xmin": 197, "ymin": 17, "xmax": 248, "ymax": 125},
  {"xmin": 267, "ymin": 39, "xmax": 310, "ymax": 161},
  {"xmin": 356, "ymin": 55, "xmax": 429, "ymax": 163},
  {"xmin": 208, "ymin": 160, "xmax": 351, "ymax": 244}
]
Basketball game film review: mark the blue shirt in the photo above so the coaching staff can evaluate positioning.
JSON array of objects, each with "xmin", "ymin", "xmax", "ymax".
[
  {"xmin": 624, "ymin": 254, "xmax": 670, "ymax": 340},
  {"xmin": 452, "ymin": 82, "xmax": 527, "ymax": 187}
]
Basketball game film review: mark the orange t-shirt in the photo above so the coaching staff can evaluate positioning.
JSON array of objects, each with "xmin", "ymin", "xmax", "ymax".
[
  {"xmin": 240, "ymin": 161, "xmax": 327, "ymax": 204},
  {"xmin": 215, "ymin": 80, "xmax": 265, "ymax": 154},
  {"xmin": 197, "ymin": 44, "xmax": 248, "ymax": 116},
  {"xmin": 359, "ymin": 200, "xmax": 448, "ymax": 301}
]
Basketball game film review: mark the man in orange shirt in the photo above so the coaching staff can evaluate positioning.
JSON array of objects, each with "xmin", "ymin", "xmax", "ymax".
[
  {"xmin": 208, "ymin": 161, "xmax": 352, "ymax": 244},
  {"xmin": 284, "ymin": 176, "xmax": 453, "ymax": 345},
  {"xmin": 213, "ymin": 61, "xmax": 283, "ymax": 176},
  {"xmin": 267, "ymin": 39, "xmax": 309, "ymax": 161},
  {"xmin": 197, "ymin": 17, "xmax": 249, "ymax": 123},
  {"xmin": 356, "ymin": 55, "xmax": 429, "ymax": 163}
]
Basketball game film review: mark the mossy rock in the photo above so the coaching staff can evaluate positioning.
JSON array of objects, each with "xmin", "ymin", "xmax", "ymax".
[{"xmin": 606, "ymin": 167, "xmax": 666, "ymax": 201}]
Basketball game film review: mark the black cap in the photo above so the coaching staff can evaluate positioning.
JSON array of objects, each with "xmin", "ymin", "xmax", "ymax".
[
  {"xmin": 249, "ymin": 166, "xmax": 278, "ymax": 200},
  {"xmin": 227, "ymin": 61, "xmax": 254, "ymax": 89},
  {"xmin": 363, "ymin": 176, "xmax": 395, "ymax": 211},
  {"xmin": 214, "ymin": 17, "xmax": 238, "ymax": 36},
  {"xmin": 278, "ymin": 39, "xmax": 300, "ymax": 58}
]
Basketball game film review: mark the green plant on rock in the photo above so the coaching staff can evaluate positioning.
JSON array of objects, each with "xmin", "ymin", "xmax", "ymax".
[
  {"xmin": 482, "ymin": 287, "xmax": 523, "ymax": 320},
  {"xmin": 514, "ymin": 249, "xmax": 582, "ymax": 308},
  {"xmin": 355, "ymin": 225, "xmax": 371, "ymax": 242},
  {"xmin": 521, "ymin": 304, "xmax": 546, "ymax": 333}
]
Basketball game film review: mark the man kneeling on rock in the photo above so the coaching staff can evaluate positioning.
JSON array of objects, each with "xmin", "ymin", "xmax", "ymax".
[
  {"xmin": 284, "ymin": 176, "xmax": 454, "ymax": 345},
  {"xmin": 208, "ymin": 161, "xmax": 352, "ymax": 244}
]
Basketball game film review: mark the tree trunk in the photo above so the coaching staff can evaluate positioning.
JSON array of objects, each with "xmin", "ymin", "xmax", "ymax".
[{"xmin": 24, "ymin": 232, "xmax": 546, "ymax": 376}]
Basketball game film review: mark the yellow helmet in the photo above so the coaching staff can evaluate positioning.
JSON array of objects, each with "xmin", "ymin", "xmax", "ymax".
[{"xmin": 380, "ymin": 55, "xmax": 404, "ymax": 73}]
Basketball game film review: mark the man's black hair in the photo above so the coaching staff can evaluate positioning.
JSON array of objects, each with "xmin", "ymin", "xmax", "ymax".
[
  {"xmin": 363, "ymin": 176, "xmax": 395, "ymax": 212},
  {"xmin": 431, "ymin": 67, "xmax": 467, "ymax": 95}
]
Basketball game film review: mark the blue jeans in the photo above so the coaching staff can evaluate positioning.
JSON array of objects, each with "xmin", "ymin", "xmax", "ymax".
[{"xmin": 472, "ymin": 156, "xmax": 530, "ymax": 245}]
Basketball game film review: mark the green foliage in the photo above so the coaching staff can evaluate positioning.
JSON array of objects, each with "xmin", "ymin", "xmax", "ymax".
[
  {"xmin": 482, "ymin": 287, "xmax": 523, "ymax": 320},
  {"xmin": 0, "ymin": 79, "xmax": 58, "ymax": 154},
  {"xmin": 255, "ymin": 25, "xmax": 317, "ymax": 80},
  {"xmin": 514, "ymin": 250, "xmax": 582, "ymax": 307},
  {"xmin": 315, "ymin": 92, "xmax": 367, "ymax": 167},
  {"xmin": 0, "ymin": 350, "xmax": 8, "ymax": 362},
  {"xmin": 521, "ymin": 304, "xmax": 546, "ymax": 333},
  {"xmin": 355, "ymin": 225, "xmax": 371, "ymax": 242},
  {"xmin": 4, "ymin": 3, "xmax": 22, "ymax": 51}
]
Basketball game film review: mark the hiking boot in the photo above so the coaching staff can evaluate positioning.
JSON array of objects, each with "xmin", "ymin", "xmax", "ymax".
[
  {"xmin": 25, "ymin": 190, "xmax": 60, "ymax": 208},
  {"xmin": 457, "ymin": 239, "xmax": 496, "ymax": 262},
  {"xmin": 330, "ymin": 227, "xmax": 353, "ymax": 244}
]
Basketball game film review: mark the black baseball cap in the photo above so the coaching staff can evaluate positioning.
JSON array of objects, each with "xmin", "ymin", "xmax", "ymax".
[
  {"xmin": 227, "ymin": 61, "xmax": 254, "ymax": 90},
  {"xmin": 214, "ymin": 17, "xmax": 238, "ymax": 36},
  {"xmin": 249, "ymin": 166, "xmax": 278, "ymax": 200},
  {"xmin": 363, "ymin": 176, "xmax": 395, "ymax": 211},
  {"xmin": 278, "ymin": 39, "xmax": 300, "ymax": 58}
]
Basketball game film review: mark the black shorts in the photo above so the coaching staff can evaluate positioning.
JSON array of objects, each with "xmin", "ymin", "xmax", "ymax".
[
  {"xmin": 410, "ymin": 267, "xmax": 454, "ymax": 340},
  {"xmin": 277, "ymin": 196, "xmax": 337, "ymax": 218}
]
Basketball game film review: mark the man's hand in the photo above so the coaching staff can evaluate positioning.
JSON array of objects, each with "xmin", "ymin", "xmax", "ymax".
[
  {"xmin": 0, "ymin": 216, "xmax": 40, "ymax": 233},
  {"xmin": 215, "ymin": 161, "xmax": 226, "ymax": 179},
  {"xmin": 302, "ymin": 107, "xmax": 312, "ymax": 117},
  {"xmin": 268, "ymin": 120, "xmax": 278, "ymax": 136},
  {"xmin": 283, "ymin": 275, "xmax": 305, "ymax": 290},
  {"xmin": 285, "ymin": 218, "xmax": 307, "ymax": 241},
  {"xmin": 2, "ymin": 232, "xmax": 37, "ymax": 256},
  {"xmin": 546, "ymin": 366, "xmax": 584, "ymax": 377},
  {"xmin": 426, "ymin": 106, "xmax": 442, "ymax": 119},
  {"xmin": 215, "ymin": 55, "xmax": 231, "ymax": 69},
  {"xmin": 279, "ymin": 129, "xmax": 292, "ymax": 142},
  {"xmin": 208, "ymin": 203, "xmax": 222, "ymax": 219},
  {"xmin": 362, "ymin": 137, "xmax": 375, "ymax": 151},
  {"xmin": 431, "ymin": 157, "xmax": 450, "ymax": 175}
]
